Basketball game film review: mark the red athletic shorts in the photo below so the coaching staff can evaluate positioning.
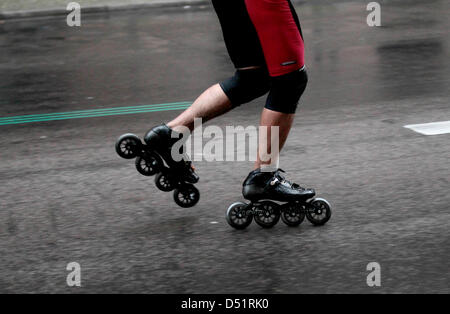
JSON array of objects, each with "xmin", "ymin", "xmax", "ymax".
[{"xmin": 212, "ymin": 0, "xmax": 305, "ymax": 77}]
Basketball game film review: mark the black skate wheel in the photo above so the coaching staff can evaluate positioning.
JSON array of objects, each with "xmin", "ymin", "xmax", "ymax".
[
  {"xmin": 135, "ymin": 153, "xmax": 161, "ymax": 176},
  {"xmin": 115, "ymin": 133, "xmax": 142, "ymax": 159},
  {"xmin": 155, "ymin": 171, "xmax": 174, "ymax": 192},
  {"xmin": 173, "ymin": 185, "xmax": 200, "ymax": 208},
  {"xmin": 306, "ymin": 198, "xmax": 332, "ymax": 226},
  {"xmin": 281, "ymin": 203, "xmax": 306, "ymax": 227},
  {"xmin": 226, "ymin": 202, "xmax": 253, "ymax": 230},
  {"xmin": 254, "ymin": 201, "xmax": 281, "ymax": 229}
]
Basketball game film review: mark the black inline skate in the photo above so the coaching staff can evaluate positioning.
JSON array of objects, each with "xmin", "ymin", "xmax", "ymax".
[
  {"xmin": 226, "ymin": 168, "xmax": 331, "ymax": 229},
  {"xmin": 115, "ymin": 124, "xmax": 200, "ymax": 208}
]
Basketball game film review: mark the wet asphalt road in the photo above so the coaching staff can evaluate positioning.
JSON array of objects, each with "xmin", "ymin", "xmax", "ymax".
[{"xmin": 0, "ymin": 0, "xmax": 449, "ymax": 293}]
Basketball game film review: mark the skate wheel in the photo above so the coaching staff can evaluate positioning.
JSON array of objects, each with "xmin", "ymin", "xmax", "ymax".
[
  {"xmin": 306, "ymin": 198, "xmax": 332, "ymax": 226},
  {"xmin": 115, "ymin": 133, "xmax": 142, "ymax": 159},
  {"xmin": 281, "ymin": 203, "xmax": 306, "ymax": 227},
  {"xmin": 173, "ymin": 185, "xmax": 200, "ymax": 208},
  {"xmin": 254, "ymin": 201, "xmax": 280, "ymax": 229},
  {"xmin": 135, "ymin": 153, "xmax": 161, "ymax": 176},
  {"xmin": 226, "ymin": 202, "xmax": 253, "ymax": 230},
  {"xmin": 155, "ymin": 172, "xmax": 174, "ymax": 192}
]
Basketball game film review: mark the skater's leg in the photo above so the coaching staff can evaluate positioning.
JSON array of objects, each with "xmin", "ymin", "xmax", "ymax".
[
  {"xmin": 255, "ymin": 108, "xmax": 295, "ymax": 170},
  {"xmin": 167, "ymin": 84, "xmax": 232, "ymax": 132},
  {"xmin": 166, "ymin": 0, "xmax": 269, "ymax": 134},
  {"xmin": 255, "ymin": 68, "xmax": 308, "ymax": 170},
  {"xmin": 167, "ymin": 64, "xmax": 271, "ymax": 133},
  {"xmin": 245, "ymin": 0, "xmax": 307, "ymax": 170}
]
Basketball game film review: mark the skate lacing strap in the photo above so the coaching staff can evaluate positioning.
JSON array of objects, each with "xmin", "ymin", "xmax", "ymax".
[
  {"xmin": 272, "ymin": 169, "xmax": 306, "ymax": 191},
  {"xmin": 270, "ymin": 177, "xmax": 293, "ymax": 188}
]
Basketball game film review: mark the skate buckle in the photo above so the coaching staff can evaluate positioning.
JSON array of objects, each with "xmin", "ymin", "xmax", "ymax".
[{"xmin": 270, "ymin": 178, "xmax": 279, "ymax": 186}]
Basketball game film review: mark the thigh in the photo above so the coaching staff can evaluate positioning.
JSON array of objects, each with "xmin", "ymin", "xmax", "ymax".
[
  {"xmin": 212, "ymin": 0, "xmax": 266, "ymax": 69},
  {"xmin": 244, "ymin": 0, "xmax": 305, "ymax": 77}
]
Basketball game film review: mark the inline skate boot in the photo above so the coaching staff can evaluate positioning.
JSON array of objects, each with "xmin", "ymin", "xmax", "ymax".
[
  {"xmin": 226, "ymin": 168, "xmax": 331, "ymax": 229},
  {"xmin": 115, "ymin": 124, "xmax": 200, "ymax": 208}
]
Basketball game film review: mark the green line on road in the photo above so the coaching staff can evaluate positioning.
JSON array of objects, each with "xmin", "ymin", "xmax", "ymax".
[
  {"xmin": 0, "ymin": 102, "xmax": 192, "ymax": 126},
  {"xmin": 0, "ymin": 103, "xmax": 191, "ymax": 123}
]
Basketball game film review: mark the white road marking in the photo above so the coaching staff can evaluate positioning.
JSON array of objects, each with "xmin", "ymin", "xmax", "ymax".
[
  {"xmin": 210, "ymin": 221, "xmax": 219, "ymax": 224},
  {"xmin": 404, "ymin": 121, "xmax": 450, "ymax": 135}
]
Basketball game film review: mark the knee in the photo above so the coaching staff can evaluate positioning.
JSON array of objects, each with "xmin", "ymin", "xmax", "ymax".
[
  {"xmin": 265, "ymin": 68, "xmax": 308, "ymax": 114},
  {"xmin": 219, "ymin": 67, "xmax": 271, "ymax": 107}
]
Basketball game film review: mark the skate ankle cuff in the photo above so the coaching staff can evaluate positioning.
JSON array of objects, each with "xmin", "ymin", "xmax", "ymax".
[{"xmin": 260, "ymin": 164, "xmax": 278, "ymax": 173}]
